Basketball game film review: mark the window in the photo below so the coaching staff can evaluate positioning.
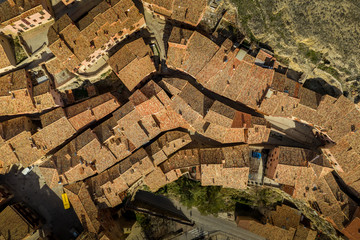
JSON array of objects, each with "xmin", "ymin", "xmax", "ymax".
[
  {"xmin": 39, "ymin": 11, "xmax": 45, "ymax": 15},
  {"xmin": 40, "ymin": 16, "xmax": 44, "ymax": 19},
  {"xmin": 351, "ymin": 125, "xmax": 356, "ymax": 132}
]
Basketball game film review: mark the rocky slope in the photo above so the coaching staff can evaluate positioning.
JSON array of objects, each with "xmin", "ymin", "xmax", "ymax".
[{"xmin": 227, "ymin": 0, "xmax": 360, "ymax": 101}]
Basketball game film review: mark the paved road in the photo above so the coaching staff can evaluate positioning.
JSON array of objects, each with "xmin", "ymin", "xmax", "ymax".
[
  {"xmin": 0, "ymin": 166, "xmax": 82, "ymax": 239},
  {"xmin": 172, "ymin": 200, "xmax": 265, "ymax": 240},
  {"xmin": 58, "ymin": 65, "xmax": 112, "ymax": 91},
  {"xmin": 143, "ymin": 9, "xmax": 167, "ymax": 60},
  {"xmin": 0, "ymin": 44, "xmax": 54, "ymax": 75}
]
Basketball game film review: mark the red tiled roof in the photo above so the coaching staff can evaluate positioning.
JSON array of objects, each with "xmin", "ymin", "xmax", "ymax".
[
  {"xmin": 64, "ymin": 182, "xmax": 101, "ymax": 233},
  {"xmin": 32, "ymin": 117, "xmax": 76, "ymax": 152}
]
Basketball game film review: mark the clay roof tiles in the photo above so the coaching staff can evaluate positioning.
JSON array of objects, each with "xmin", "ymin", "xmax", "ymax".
[
  {"xmin": 143, "ymin": 167, "xmax": 167, "ymax": 191},
  {"xmin": 8, "ymin": 131, "xmax": 44, "ymax": 167},
  {"xmin": 64, "ymin": 182, "xmax": 101, "ymax": 233},
  {"xmin": 40, "ymin": 107, "xmax": 66, "ymax": 127},
  {"xmin": 168, "ymin": 27, "xmax": 194, "ymax": 45},
  {"xmin": 0, "ymin": 69, "xmax": 29, "ymax": 96},
  {"xmin": 32, "ymin": 117, "xmax": 76, "ymax": 152},
  {"xmin": 278, "ymin": 146, "xmax": 317, "ymax": 166}
]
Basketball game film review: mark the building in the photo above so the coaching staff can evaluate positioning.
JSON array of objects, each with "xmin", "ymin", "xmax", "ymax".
[
  {"xmin": 145, "ymin": 130, "xmax": 192, "ymax": 166},
  {"xmin": 142, "ymin": 0, "xmax": 207, "ymax": 26},
  {"xmin": 112, "ymin": 80, "xmax": 189, "ymax": 149},
  {"xmin": 0, "ymin": 33, "xmax": 16, "ymax": 69},
  {"xmin": 65, "ymin": 92, "xmax": 121, "ymax": 131},
  {"xmin": 160, "ymin": 78, "xmax": 271, "ymax": 144},
  {"xmin": 236, "ymin": 216, "xmax": 297, "ymax": 240},
  {"xmin": 0, "ymin": 116, "xmax": 47, "ymax": 172},
  {"xmin": 0, "ymin": 69, "xmax": 64, "ymax": 116},
  {"xmin": 311, "ymin": 172, "xmax": 358, "ymax": 232},
  {"xmin": 265, "ymin": 146, "xmax": 318, "ymax": 181},
  {"xmin": 33, "ymin": 80, "xmax": 64, "ymax": 111},
  {"xmin": 0, "ymin": 69, "xmax": 36, "ymax": 116},
  {"xmin": 236, "ymin": 204, "xmax": 317, "ymax": 240},
  {"xmin": 39, "ymin": 129, "xmax": 115, "ymax": 185},
  {"xmin": 64, "ymin": 182, "xmax": 101, "ymax": 233},
  {"xmin": 201, "ymin": 164, "xmax": 249, "ymax": 189},
  {"xmin": 0, "ymin": 203, "xmax": 42, "ymax": 239},
  {"xmin": 32, "ymin": 116, "xmax": 76, "ymax": 152},
  {"xmin": 108, "ymin": 37, "xmax": 155, "ymax": 91},
  {"xmin": 166, "ymin": 31, "xmax": 276, "ymax": 109},
  {"xmin": 342, "ymin": 207, "xmax": 360, "ymax": 240},
  {"xmin": 0, "ymin": 184, "xmax": 13, "ymax": 206},
  {"xmin": 46, "ymin": 0, "xmax": 145, "ymax": 74},
  {"xmin": 158, "ymin": 144, "xmax": 251, "ymax": 189},
  {"xmin": 259, "ymin": 76, "xmax": 360, "ymax": 199},
  {"xmin": 0, "ymin": 0, "xmax": 53, "ymax": 36}
]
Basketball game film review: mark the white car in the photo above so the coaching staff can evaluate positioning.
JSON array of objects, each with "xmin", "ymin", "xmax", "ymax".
[{"xmin": 21, "ymin": 166, "xmax": 34, "ymax": 175}]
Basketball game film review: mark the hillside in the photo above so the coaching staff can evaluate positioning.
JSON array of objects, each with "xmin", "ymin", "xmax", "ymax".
[{"xmin": 228, "ymin": 0, "xmax": 360, "ymax": 101}]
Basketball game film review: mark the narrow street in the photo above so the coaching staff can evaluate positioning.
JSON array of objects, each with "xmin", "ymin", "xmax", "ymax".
[
  {"xmin": 0, "ymin": 166, "xmax": 82, "ymax": 239},
  {"xmin": 265, "ymin": 116, "xmax": 322, "ymax": 149},
  {"xmin": 143, "ymin": 8, "xmax": 167, "ymax": 61},
  {"xmin": 171, "ymin": 200, "xmax": 265, "ymax": 240},
  {"xmin": 0, "ymin": 44, "xmax": 54, "ymax": 75}
]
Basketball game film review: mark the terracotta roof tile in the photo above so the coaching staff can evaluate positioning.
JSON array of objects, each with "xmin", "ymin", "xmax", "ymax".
[
  {"xmin": 222, "ymin": 145, "xmax": 250, "ymax": 168},
  {"xmin": 165, "ymin": 170, "xmax": 179, "ymax": 183},
  {"xmin": 100, "ymin": 176, "xmax": 128, "ymax": 207},
  {"xmin": 40, "ymin": 107, "xmax": 66, "ymax": 127},
  {"xmin": 38, "ymin": 165, "xmax": 60, "ymax": 189},
  {"xmin": 158, "ymin": 77, "xmax": 188, "ymax": 96},
  {"xmin": 117, "ymin": 56, "xmax": 155, "ymax": 91},
  {"xmin": 64, "ymin": 182, "xmax": 101, "ymax": 233},
  {"xmin": 32, "ymin": 117, "xmax": 76, "ymax": 152},
  {"xmin": 0, "ymin": 143, "xmax": 19, "ymax": 173},
  {"xmin": 92, "ymin": 116, "xmax": 117, "ymax": 143},
  {"xmin": 168, "ymin": 27, "xmax": 194, "ymax": 45},
  {"xmin": 201, "ymin": 164, "xmax": 249, "ymax": 189},
  {"xmin": 171, "ymin": 0, "xmax": 206, "ymax": 26},
  {"xmin": 0, "ymin": 116, "xmax": 34, "ymax": 140},
  {"xmin": 77, "ymin": 138, "xmax": 117, "ymax": 173},
  {"xmin": 143, "ymin": 167, "xmax": 167, "ymax": 191},
  {"xmin": 105, "ymin": 135, "xmax": 133, "ymax": 160},
  {"xmin": 0, "ymin": 204, "xmax": 36, "ymax": 240},
  {"xmin": 8, "ymin": 131, "xmax": 44, "ymax": 167},
  {"xmin": 160, "ymin": 148, "xmax": 200, "ymax": 173}
]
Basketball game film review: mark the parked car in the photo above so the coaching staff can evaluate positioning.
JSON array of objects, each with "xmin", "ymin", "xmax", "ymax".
[{"xmin": 21, "ymin": 166, "xmax": 34, "ymax": 175}]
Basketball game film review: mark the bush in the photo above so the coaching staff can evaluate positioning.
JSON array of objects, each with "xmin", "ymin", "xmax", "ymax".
[
  {"xmin": 318, "ymin": 64, "xmax": 340, "ymax": 80},
  {"xmin": 158, "ymin": 177, "xmax": 227, "ymax": 215},
  {"xmin": 298, "ymin": 43, "xmax": 322, "ymax": 64},
  {"xmin": 13, "ymin": 37, "xmax": 27, "ymax": 64},
  {"xmin": 157, "ymin": 177, "xmax": 283, "ymax": 216}
]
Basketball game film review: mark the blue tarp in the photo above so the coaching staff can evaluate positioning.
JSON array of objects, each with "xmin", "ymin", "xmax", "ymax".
[{"xmin": 252, "ymin": 151, "xmax": 262, "ymax": 159}]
